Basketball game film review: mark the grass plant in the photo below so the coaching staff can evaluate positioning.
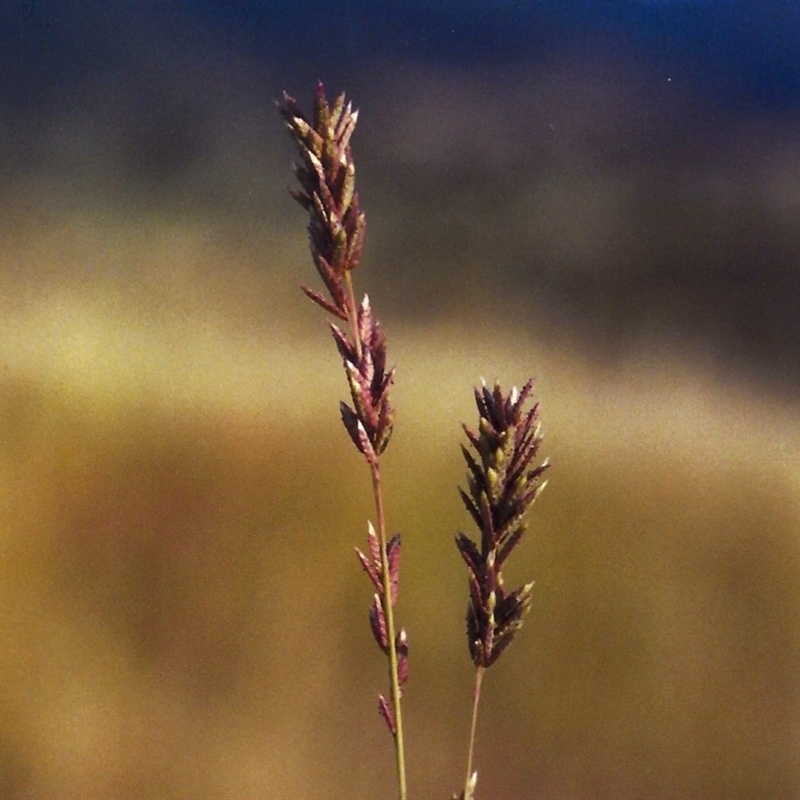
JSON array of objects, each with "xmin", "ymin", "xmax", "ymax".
[{"xmin": 279, "ymin": 82, "xmax": 550, "ymax": 800}]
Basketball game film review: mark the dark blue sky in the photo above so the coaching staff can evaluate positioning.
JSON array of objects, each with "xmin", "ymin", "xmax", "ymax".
[
  {"xmin": 195, "ymin": 0, "xmax": 800, "ymax": 112},
  {"xmin": 2, "ymin": 1, "xmax": 800, "ymax": 114}
]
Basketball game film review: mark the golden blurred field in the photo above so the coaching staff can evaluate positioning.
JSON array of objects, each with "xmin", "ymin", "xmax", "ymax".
[{"xmin": 0, "ymin": 199, "xmax": 798, "ymax": 799}]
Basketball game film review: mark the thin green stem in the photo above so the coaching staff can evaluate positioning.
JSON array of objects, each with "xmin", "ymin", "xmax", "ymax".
[
  {"xmin": 464, "ymin": 666, "xmax": 485, "ymax": 799},
  {"xmin": 372, "ymin": 461, "xmax": 407, "ymax": 800}
]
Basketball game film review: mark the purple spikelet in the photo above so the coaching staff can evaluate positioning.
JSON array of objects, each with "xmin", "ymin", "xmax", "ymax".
[{"xmin": 456, "ymin": 379, "xmax": 549, "ymax": 668}]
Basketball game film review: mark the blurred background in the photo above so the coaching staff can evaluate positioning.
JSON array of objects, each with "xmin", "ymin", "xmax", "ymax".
[{"xmin": 0, "ymin": 1, "xmax": 799, "ymax": 797}]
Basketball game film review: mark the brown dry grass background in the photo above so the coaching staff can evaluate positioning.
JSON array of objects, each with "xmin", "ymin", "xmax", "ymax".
[{"xmin": 0, "ymin": 24, "xmax": 799, "ymax": 799}]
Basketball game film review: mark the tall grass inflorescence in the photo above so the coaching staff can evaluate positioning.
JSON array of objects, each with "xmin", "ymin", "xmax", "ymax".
[{"xmin": 278, "ymin": 82, "xmax": 549, "ymax": 800}]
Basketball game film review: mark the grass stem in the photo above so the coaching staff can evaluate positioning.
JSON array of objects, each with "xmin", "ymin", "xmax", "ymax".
[
  {"xmin": 372, "ymin": 462, "xmax": 407, "ymax": 800},
  {"xmin": 464, "ymin": 666, "xmax": 485, "ymax": 799}
]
